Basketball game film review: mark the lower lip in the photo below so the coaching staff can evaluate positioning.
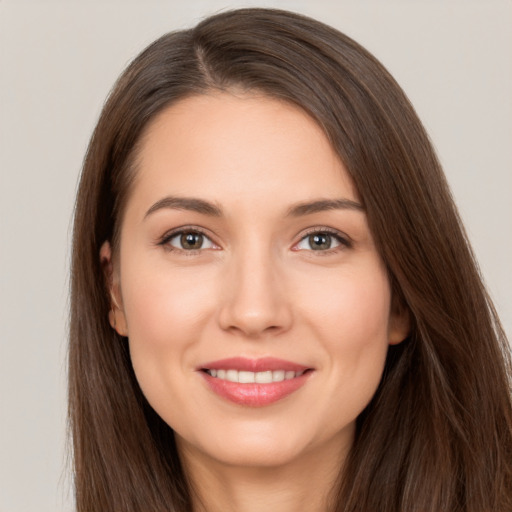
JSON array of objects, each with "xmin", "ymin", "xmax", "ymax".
[{"xmin": 200, "ymin": 371, "xmax": 312, "ymax": 407}]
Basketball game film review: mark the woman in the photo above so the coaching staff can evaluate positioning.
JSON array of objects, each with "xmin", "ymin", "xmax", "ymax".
[{"xmin": 69, "ymin": 8, "xmax": 512, "ymax": 512}]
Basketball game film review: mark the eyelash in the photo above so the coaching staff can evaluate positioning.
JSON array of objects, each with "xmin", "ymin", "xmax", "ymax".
[
  {"xmin": 294, "ymin": 227, "xmax": 352, "ymax": 254},
  {"xmin": 158, "ymin": 226, "xmax": 216, "ymax": 255},
  {"xmin": 157, "ymin": 226, "xmax": 352, "ymax": 255}
]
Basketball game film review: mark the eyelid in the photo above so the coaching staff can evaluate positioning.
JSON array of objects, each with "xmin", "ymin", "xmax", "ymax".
[
  {"xmin": 292, "ymin": 227, "xmax": 352, "ymax": 252},
  {"xmin": 156, "ymin": 225, "xmax": 352, "ymax": 254},
  {"xmin": 157, "ymin": 225, "xmax": 220, "ymax": 252}
]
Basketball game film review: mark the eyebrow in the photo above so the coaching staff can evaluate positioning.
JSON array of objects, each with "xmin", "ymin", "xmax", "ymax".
[
  {"xmin": 144, "ymin": 196, "xmax": 223, "ymax": 218},
  {"xmin": 285, "ymin": 198, "xmax": 364, "ymax": 216},
  {"xmin": 144, "ymin": 195, "xmax": 364, "ymax": 219}
]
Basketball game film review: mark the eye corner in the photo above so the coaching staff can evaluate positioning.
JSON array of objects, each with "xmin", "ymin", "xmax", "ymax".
[
  {"xmin": 293, "ymin": 227, "xmax": 352, "ymax": 254},
  {"xmin": 157, "ymin": 226, "xmax": 220, "ymax": 253}
]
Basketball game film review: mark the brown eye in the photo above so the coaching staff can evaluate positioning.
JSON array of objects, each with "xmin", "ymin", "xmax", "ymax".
[
  {"xmin": 294, "ymin": 230, "xmax": 347, "ymax": 252},
  {"xmin": 181, "ymin": 232, "xmax": 204, "ymax": 250},
  {"xmin": 165, "ymin": 230, "xmax": 215, "ymax": 251},
  {"xmin": 308, "ymin": 233, "xmax": 332, "ymax": 250}
]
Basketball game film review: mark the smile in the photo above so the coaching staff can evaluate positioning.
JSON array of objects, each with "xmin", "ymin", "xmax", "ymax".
[
  {"xmin": 204, "ymin": 369, "xmax": 305, "ymax": 383},
  {"xmin": 199, "ymin": 357, "xmax": 313, "ymax": 407}
]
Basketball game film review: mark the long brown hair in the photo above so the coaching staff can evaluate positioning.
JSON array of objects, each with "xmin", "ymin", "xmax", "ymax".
[{"xmin": 69, "ymin": 8, "xmax": 512, "ymax": 511}]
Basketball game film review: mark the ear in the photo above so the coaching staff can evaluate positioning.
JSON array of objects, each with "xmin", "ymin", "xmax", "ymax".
[
  {"xmin": 100, "ymin": 241, "xmax": 128, "ymax": 337},
  {"xmin": 388, "ymin": 298, "xmax": 410, "ymax": 346}
]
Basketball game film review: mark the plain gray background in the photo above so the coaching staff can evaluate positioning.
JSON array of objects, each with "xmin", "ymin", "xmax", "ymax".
[{"xmin": 1, "ymin": 1, "xmax": 511, "ymax": 511}]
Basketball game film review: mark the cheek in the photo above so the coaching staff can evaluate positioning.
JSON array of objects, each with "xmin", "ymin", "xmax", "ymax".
[
  {"xmin": 296, "ymin": 265, "xmax": 391, "ymax": 400},
  {"xmin": 119, "ymin": 262, "xmax": 217, "ymax": 405},
  {"xmin": 121, "ymin": 263, "xmax": 216, "ymax": 345},
  {"xmin": 299, "ymin": 265, "xmax": 392, "ymax": 346}
]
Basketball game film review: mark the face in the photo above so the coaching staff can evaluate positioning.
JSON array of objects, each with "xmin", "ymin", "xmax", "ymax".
[{"xmin": 102, "ymin": 93, "xmax": 408, "ymax": 471}]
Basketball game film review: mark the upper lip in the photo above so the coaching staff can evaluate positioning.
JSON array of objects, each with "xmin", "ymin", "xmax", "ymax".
[{"xmin": 199, "ymin": 357, "xmax": 311, "ymax": 373}]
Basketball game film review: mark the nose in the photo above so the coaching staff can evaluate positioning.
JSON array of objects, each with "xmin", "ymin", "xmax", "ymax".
[{"xmin": 217, "ymin": 247, "xmax": 293, "ymax": 338}]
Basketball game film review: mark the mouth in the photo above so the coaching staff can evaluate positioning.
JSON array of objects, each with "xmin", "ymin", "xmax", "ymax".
[
  {"xmin": 198, "ymin": 357, "xmax": 314, "ymax": 407},
  {"xmin": 202, "ymin": 368, "xmax": 307, "ymax": 383}
]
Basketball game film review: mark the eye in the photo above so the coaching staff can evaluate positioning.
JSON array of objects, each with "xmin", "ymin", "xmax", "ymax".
[
  {"xmin": 162, "ymin": 229, "xmax": 216, "ymax": 252},
  {"xmin": 294, "ymin": 230, "xmax": 349, "ymax": 252}
]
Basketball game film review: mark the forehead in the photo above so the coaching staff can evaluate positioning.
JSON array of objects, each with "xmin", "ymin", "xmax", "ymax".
[{"xmin": 128, "ymin": 92, "xmax": 358, "ymax": 217}]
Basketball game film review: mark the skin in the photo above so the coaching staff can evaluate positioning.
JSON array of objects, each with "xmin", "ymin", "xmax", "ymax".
[{"xmin": 101, "ymin": 92, "xmax": 409, "ymax": 512}]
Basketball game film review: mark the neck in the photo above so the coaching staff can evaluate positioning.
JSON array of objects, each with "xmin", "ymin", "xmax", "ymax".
[{"xmin": 178, "ymin": 435, "xmax": 350, "ymax": 512}]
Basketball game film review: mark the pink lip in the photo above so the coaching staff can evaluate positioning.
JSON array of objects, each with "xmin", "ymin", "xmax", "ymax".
[
  {"xmin": 198, "ymin": 357, "xmax": 313, "ymax": 407},
  {"xmin": 199, "ymin": 357, "xmax": 309, "ymax": 373}
]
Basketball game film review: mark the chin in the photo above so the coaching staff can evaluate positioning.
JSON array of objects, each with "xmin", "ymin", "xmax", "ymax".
[{"xmin": 175, "ymin": 418, "xmax": 353, "ymax": 471}]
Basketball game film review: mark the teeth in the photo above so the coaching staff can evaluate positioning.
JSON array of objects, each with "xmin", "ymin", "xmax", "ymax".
[
  {"xmin": 238, "ymin": 371, "xmax": 255, "ymax": 383},
  {"xmin": 206, "ymin": 369, "xmax": 304, "ymax": 383},
  {"xmin": 226, "ymin": 369, "xmax": 238, "ymax": 382},
  {"xmin": 255, "ymin": 371, "xmax": 272, "ymax": 384},
  {"xmin": 272, "ymin": 370, "xmax": 285, "ymax": 382}
]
